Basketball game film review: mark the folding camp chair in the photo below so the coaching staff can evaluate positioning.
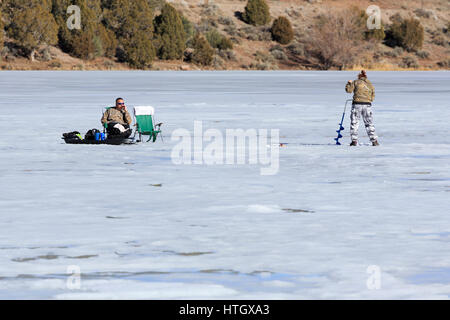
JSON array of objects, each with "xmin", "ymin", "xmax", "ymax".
[
  {"xmin": 133, "ymin": 106, "xmax": 162, "ymax": 143},
  {"xmin": 102, "ymin": 107, "xmax": 111, "ymax": 134}
]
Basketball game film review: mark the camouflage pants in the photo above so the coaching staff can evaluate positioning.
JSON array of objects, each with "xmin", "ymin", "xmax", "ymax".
[{"xmin": 350, "ymin": 104, "xmax": 378, "ymax": 142}]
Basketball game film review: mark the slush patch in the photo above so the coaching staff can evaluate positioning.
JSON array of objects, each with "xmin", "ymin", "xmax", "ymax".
[{"xmin": 283, "ymin": 208, "xmax": 315, "ymax": 213}]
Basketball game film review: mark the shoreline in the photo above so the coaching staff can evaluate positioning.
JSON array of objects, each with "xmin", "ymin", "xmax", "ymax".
[{"xmin": 1, "ymin": 68, "xmax": 448, "ymax": 72}]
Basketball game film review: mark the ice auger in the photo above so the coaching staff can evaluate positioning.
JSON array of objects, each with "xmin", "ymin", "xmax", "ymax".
[{"xmin": 335, "ymin": 99, "xmax": 353, "ymax": 145}]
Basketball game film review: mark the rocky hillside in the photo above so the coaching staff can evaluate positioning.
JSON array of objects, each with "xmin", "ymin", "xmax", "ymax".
[{"xmin": 1, "ymin": 0, "xmax": 449, "ymax": 71}]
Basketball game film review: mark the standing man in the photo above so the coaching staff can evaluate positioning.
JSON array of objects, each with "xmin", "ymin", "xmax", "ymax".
[
  {"xmin": 101, "ymin": 98, "xmax": 133, "ymax": 137},
  {"xmin": 345, "ymin": 70, "xmax": 379, "ymax": 146}
]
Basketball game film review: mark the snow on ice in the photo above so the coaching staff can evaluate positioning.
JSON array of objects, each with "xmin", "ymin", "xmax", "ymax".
[{"xmin": 0, "ymin": 71, "xmax": 449, "ymax": 299}]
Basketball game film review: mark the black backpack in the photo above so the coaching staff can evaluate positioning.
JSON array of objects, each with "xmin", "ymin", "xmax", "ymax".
[
  {"xmin": 62, "ymin": 131, "xmax": 82, "ymax": 142},
  {"xmin": 85, "ymin": 129, "xmax": 101, "ymax": 141}
]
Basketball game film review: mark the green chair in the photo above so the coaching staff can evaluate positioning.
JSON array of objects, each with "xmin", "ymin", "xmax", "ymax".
[
  {"xmin": 102, "ymin": 106, "xmax": 114, "ymax": 133},
  {"xmin": 133, "ymin": 106, "xmax": 162, "ymax": 143}
]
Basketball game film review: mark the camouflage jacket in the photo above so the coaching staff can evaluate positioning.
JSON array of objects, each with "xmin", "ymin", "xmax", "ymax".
[
  {"xmin": 345, "ymin": 77, "xmax": 375, "ymax": 103},
  {"xmin": 101, "ymin": 107, "xmax": 133, "ymax": 126}
]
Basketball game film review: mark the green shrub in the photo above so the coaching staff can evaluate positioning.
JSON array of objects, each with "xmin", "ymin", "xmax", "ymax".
[
  {"xmin": 366, "ymin": 25, "xmax": 386, "ymax": 41},
  {"xmin": 218, "ymin": 49, "xmax": 237, "ymax": 61},
  {"xmin": 38, "ymin": 47, "xmax": 53, "ymax": 62},
  {"xmin": 393, "ymin": 46, "xmax": 404, "ymax": 57},
  {"xmin": 212, "ymin": 55, "xmax": 224, "ymax": 69},
  {"xmin": 121, "ymin": 31, "xmax": 155, "ymax": 69},
  {"xmin": 269, "ymin": 44, "xmax": 283, "ymax": 52},
  {"xmin": 154, "ymin": 3, "xmax": 187, "ymax": 60},
  {"xmin": 218, "ymin": 16, "xmax": 234, "ymax": 26},
  {"xmin": 243, "ymin": 0, "xmax": 271, "ymax": 26},
  {"xmin": 0, "ymin": 9, "xmax": 4, "ymax": 54},
  {"xmin": 103, "ymin": 60, "xmax": 115, "ymax": 70},
  {"xmin": 5, "ymin": 0, "xmax": 58, "ymax": 60},
  {"xmin": 206, "ymin": 29, "xmax": 233, "ymax": 50},
  {"xmin": 103, "ymin": 0, "xmax": 155, "ymax": 67},
  {"xmin": 147, "ymin": 0, "xmax": 165, "ymax": 10},
  {"xmin": 103, "ymin": 0, "xmax": 154, "ymax": 39},
  {"xmin": 414, "ymin": 8, "xmax": 432, "ymax": 19},
  {"xmin": 400, "ymin": 56, "xmax": 419, "ymax": 69},
  {"xmin": 254, "ymin": 50, "xmax": 275, "ymax": 64},
  {"xmin": 416, "ymin": 50, "xmax": 430, "ymax": 59},
  {"xmin": 270, "ymin": 49, "xmax": 287, "ymax": 61},
  {"xmin": 249, "ymin": 61, "xmax": 278, "ymax": 70},
  {"xmin": 48, "ymin": 60, "xmax": 62, "ymax": 69},
  {"xmin": 53, "ymin": 0, "xmax": 97, "ymax": 60},
  {"xmin": 98, "ymin": 25, "xmax": 118, "ymax": 58},
  {"xmin": 102, "ymin": 0, "xmax": 156, "ymax": 68},
  {"xmin": 181, "ymin": 15, "xmax": 195, "ymax": 43},
  {"xmin": 431, "ymin": 35, "xmax": 448, "ymax": 47},
  {"xmin": 192, "ymin": 33, "xmax": 214, "ymax": 66},
  {"xmin": 218, "ymin": 37, "xmax": 233, "ymax": 50},
  {"xmin": 287, "ymin": 41, "xmax": 305, "ymax": 56},
  {"xmin": 201, "ymin": 3, "xmax": 219, "ymax": 17},
  {"xmin": 241, "ymin": 25, "xmax": 272, "ymax": 41},
  {"xmin": 437, "ymin": 59, "xmax": 450, "ymax": 69},
  {"xmin": 52, "ymin": 0, "xmax": 119, "ymax": 60},
  {"xmin": 205, "ymin": 29, "xmax": 222, "ymax": 48},
  {"xmin": 390, "ymin": 17, "xmax": 424, "ymax": 51},
  {"xmin": 384, "ymin": 47, "xmax": 404, "ymax": 58},
  {"xmin": 224, "ymin": 24, "xmax": 238, "ymax": 36},
  {"xmin": 271, "ymin": 16, "xmax": 294, "ymax": 45}
]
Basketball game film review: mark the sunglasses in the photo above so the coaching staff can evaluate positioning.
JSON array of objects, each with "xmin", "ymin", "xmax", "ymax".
[{"xmin": 117, "ymin": 102, "xmax": 125, "ymax": 105}]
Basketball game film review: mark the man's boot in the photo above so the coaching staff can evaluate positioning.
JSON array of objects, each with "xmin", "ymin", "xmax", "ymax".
[
  {"xmin": 350, "ymin": 140, "xmax": 358, "ymax": 146},
  {"xmin": 372, "ymin": 140, "xmax": 380, "ymax": 146}
]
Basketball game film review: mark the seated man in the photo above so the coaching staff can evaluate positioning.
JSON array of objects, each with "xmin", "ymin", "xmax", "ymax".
[{"xmin": 101, "ymin": 98, "xmax": 133, "ymax": 138}]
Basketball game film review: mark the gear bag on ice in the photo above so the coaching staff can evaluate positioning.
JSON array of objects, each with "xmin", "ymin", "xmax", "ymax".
[
  {"xmin": 85, "ymin": 129, "xmax": 101, "ymax": 141},
  {"xmin": 62, "ymin": 131, "xmax": 83, "ymax": 143}
]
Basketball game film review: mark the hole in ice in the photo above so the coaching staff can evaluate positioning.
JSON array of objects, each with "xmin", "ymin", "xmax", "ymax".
[
  {"xmin": 1, "ymin": 246, "xmax": 70, "ymax": 250},
  {"xmin": 163, "ymin": 250, "xmax": 214, "ymax": 257},
  {"xmin": 282, "ymin": 208, "xmax": 315, "ymax": 213},
  {"xmin": 198, "ymin": 269, "xmax": 279, "ymax": 278},
  {"xmin": 149, "ymin": 184, "xmax": 162, "ymax": 187},
  {"xmin": 200, "ymin": 269, "xmax": 240, "ymax": 275},
  {"xmin": 178, "ymin": 252, "xmax": 213, "ymax": 257},
  {"xmin": 249, "ymin": 270, "xmax": 274, "ymax": 277},
  {"xmin": 12, "ymin": 253, "xmax": 98, "ymax": 262},
  {"xmin": 125, "ymin": 241, "xmax": 141, "ymax": 247},
  {"xmin": 67, "ymin": 255, "xmax": 98, "ymax": 259},
  {"xmin": 12, "ymin": 254, "xmax": 60, "ymax": 262},
  {"xmin": 2, "ymin": 269, "xmax": 298, "ymax": 286}
]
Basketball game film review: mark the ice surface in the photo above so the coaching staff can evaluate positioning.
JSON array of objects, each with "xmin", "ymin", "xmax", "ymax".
[{"xmin": 0, "ymin": 71, "xmax": 449, "ymax": 299}]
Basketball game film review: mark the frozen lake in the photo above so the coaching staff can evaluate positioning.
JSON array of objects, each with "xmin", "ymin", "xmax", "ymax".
[{"xmin": 0, "ymin": 71, "xmax": 449, "ymax": 299}]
